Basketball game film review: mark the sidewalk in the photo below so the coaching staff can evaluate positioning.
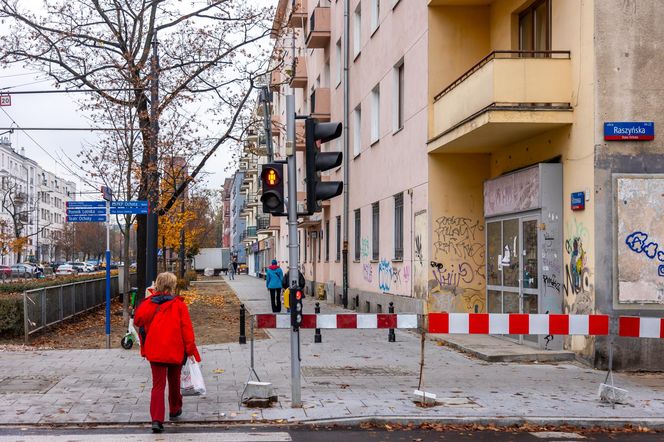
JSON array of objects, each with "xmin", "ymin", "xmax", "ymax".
[{"xmin": 0, "ymin": 274, "xmax": 663, "ymax": 428}]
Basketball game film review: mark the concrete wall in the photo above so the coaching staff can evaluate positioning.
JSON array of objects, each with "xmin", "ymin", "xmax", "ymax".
[{"xmin": 594, "ymin": 0, "xmax": 664, "ymax": 370}]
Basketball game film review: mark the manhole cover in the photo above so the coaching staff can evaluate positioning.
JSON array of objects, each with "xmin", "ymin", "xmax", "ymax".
[
  {"xmin": 302, "ymin": 366, "xmax": 411, "ymax": 377},
  {"xmin": 0, "ymin": 376, "xmax": 61, "ymax": 394}
]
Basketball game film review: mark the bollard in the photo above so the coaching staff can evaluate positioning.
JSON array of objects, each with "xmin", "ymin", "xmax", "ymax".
[
  {"xmin": 388, "ymin": 302, "xmax": 396, "ymax": 342},
  {"xmin": 239, "ymin": 304, "xmax": 247, "ymax": 344},
  {"xmin": 314, "ymin": 302, "xmax": 322, "ymax": 343}
]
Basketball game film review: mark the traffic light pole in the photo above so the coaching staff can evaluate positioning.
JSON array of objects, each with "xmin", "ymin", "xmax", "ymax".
[{"xmin": 286, "ymin": 95, "xmax": 301, "ymax": 408}]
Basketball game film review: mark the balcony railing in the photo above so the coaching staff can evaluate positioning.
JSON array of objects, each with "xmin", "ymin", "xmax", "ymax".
[
  {"xmin": 430, "ymin": 50, "xmax": 573, "ymax": 152},
  {"xmin": 289, "ymin": 56, "xmax": 307, "ymax": 89},
  {"xmin": 310, "ymin": 88, "xmax": 331, "ymax": 121},
  {"xmin": 257, "ymin": 215, "xmax": 270, "ymax": 231},
  {"xmin": 288, "ymin": 0, "xmax": 307, "ymax": 28},
  {"xmin": 246, "ymin": 226, "xmax": 257, "ymax": 238},
  {"xmin": 306, "ymin": 7, "xmax": 331, "ymax": 49}
]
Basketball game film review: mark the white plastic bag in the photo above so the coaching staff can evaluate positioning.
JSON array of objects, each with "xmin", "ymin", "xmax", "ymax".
[{"xmin": 181, "ymin": 358, "xmax": 206, "ymax": 396}]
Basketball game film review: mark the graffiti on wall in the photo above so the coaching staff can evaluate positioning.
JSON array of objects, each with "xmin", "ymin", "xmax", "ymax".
[
  {"xmin": 625, "ymin": 231, "xmax": 664, "ymax": 276},
  {"xmin": 363, "ymin": 263, "xmax": 373, "ymax": 283},
  {"xmin": 360, "ymin": 238, "xmax": 370, "ymax": 260},
  {"xmin": 413, "ymin": 211, "xmax": 428, "ymax": 298},
  {"xmin": 563, "ymin": 218, "xmax": 593, "ymax": 314},
  {"xmin": 428, "ymin": 215, "xmax": 486, "ymax": 313},
  {"xmin": 378, "ymin": 259, "xmax": 392, "ymax": 291}
]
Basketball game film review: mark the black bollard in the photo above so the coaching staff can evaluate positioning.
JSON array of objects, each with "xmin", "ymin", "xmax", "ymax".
[
  {"xmin": 314, "ymin": 302, "xmax": 322, "ymax": 343},
  {"xmin": 239, "ymin": 304, "xmax": 247, "ymax": 344},
  {"xmin": 388, "ymin": 302, "xmax": 396, "ymax": 343}
]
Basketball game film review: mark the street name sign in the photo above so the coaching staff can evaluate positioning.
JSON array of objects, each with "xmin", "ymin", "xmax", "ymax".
[
  {"xmin": 604, "ymin": 122, "xmax": 654, "ymax": 141},
  {"xmin": 66, "ymin": 208, "xmax": 107, "ymax": 215},
  {"xmin": 66, "ymin": 215, "xmax": 107, "ymax": 222},
  {"xmin": 66, "ymin": 201, "xmax": 106, "ymax": 208},
  {"xmin": 111, "ymin": 200, "xmax": 148, "ymax": 215}
]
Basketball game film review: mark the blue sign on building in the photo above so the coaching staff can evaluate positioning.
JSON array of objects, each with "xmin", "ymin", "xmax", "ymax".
[
  {"xmin": 571, "ymin": 192, "xmax": 585, "ymax": 211},
  {"xmin": 604, "ymin": 122, "xmax": 654, "ymax": 141}
]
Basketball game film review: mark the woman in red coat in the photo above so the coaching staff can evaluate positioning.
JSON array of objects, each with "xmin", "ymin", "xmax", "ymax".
[{"xmin": 134, "ymin": 272, "xmax": 201, "ymax": 433}]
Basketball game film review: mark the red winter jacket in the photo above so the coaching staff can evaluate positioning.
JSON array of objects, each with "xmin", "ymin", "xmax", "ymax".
[{"xmin": 134, "ymin": 294, "xmax": 201, "ymax": 365}]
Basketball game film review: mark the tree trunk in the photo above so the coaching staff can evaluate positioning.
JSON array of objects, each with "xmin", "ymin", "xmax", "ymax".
[{"xmin": 122, "ymin": 221, "xmax": 131, "ymax": 325}]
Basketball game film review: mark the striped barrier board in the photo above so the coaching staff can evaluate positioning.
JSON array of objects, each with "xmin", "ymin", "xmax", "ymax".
[
  {"xmin": 255, "ymin": 313, "xmax": 418, "ymax": 329},
  {"xmin": 618, "ymin": 316, "xmax": 664, "ymax": 338},
  {"xmin": 428, "ymin": 313, "xmax": 610, "ymax": 336}
]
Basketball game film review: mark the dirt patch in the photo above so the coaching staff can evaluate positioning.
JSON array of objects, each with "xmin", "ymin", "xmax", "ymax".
[{"xmin": 0, "ymin": 279, "xmax": 267, "ymax": 350}]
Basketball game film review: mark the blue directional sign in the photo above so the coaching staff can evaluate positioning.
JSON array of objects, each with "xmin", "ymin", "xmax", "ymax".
[
  {"xmin": 111, "ymin": 200, "xmax": 148, "ymax": 215},
  {"xmin": 66, "ymin": 215, "xmax": 108, "ymax": 222},
  {"xmin": 66, "ymin": 208, "xmax": 107, "ymax": 215},
  {"xmin": 66, "ymin": 201, "xmax": 106, "ymax": 208}
]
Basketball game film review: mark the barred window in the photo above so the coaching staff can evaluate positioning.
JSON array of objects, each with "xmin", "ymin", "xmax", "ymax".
[
  {"xmin": 325, "ymin": 220, "xmax": 330, "ymax": 262},
  {"xmin": 394, "ymin": 193, "xmax": 404, "ymax": 260},
  {"xmin": 372, "ymin": 202, "xmax": 380, "ymax": 261},
  {"xmin": 336, "ymin": 216, "xmax": 342, "ymax": 261},
  {"xmin": 354, "ymin": 209, "xmax": 361, "ymax": 261}
]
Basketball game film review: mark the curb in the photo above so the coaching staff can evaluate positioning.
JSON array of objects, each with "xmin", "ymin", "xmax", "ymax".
[{"xmin": 1, "ymin": 415, "xmax": 663, "ymax": 431}]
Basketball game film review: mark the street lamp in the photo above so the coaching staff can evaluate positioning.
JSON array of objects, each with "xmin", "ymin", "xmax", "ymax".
[{"xmin": 36, "ymin": 187, "xmax": 57, "ymax": 264}]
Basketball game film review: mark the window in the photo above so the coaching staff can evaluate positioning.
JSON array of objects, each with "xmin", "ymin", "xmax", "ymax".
[
  {"xmin": 354, "ymin": 209, "xmax": 361, "ymax": 261},
  {"xmin": 372, "ymin": 202, "xmax": 379, "ymax": 261},
  {"xmin": 371, "ymin": 85, "xmax": 380, "ymax": 144},
  {"xmin": 304, "ymin": 231, "xmax": 308, "ymax": 262},
  {"xmin": 335, "ymin": 39, "xmax": 342, "ymax": 86},
  {"xmin": 394, "ymin": 60, "xmax": 404, "ymax": 131},
  {"xmin": 353, "ymin": 105, "xmax": 362, "ymax": 157},
  {"xmin": 353, "ymin": 4, "xmax": 361, "ymax": 58},
  {"xmin": 371, "ymin": 0, "xmax": 380, "ymax": 34},
  {"xmin": 325, "ymin": 220, "xmax": 330, "ymax": 261},
  {"xmin": 336, "ymin": 215, "xmax": 341, "ymax": 261},
  {"xmin": 394, "ymin": 193, "xmax": 403, "ymax": 260},
  {"xmin": 519, "ymin": 0, "xmax": 551, "ymax": 52},
  {"xmin": 318, "ymin": 230, "xmax": 321, "ymax": 262}
]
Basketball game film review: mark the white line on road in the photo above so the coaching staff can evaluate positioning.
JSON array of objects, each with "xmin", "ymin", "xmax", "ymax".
[
  {"xmin": 530, "ymin": 432, "xmax": 586, "ymax": 439},
  {"xmin": 0, "ymin": 432, "xmax": 293, "ymax": 442}
]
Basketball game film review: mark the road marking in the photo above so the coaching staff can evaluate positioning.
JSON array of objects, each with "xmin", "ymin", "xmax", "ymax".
[
  {"xmin": 0, "ymin": 432, "xmax": 292, "ymax": 442},
  {"xmin": 530, "ymin": 432, "xmax": 586, "ymax": 439}
]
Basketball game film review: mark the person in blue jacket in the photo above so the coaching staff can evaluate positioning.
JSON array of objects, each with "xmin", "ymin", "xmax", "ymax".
[{"xmin": 265, "ymin": 259, "xmax": 284, "ymax": 313}]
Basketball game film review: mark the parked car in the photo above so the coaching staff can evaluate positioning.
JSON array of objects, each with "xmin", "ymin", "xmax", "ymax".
[
  {"xmin": 85, "ymin": 260, "xmax": 99, "ymax": 271},
  {"xmin": 67, "ymin": 262, "xmax": 86, "ymax": 273},
  {"xmin": 0, "ymin": 265, "xmax": 11, "ymax": 279},
  {"xmin": 56, "ymin": 264, "xmax": 78, "ymax": 276},
  {"xmin": 11, "ymin": 264, "xmax": 34, "ymax": 278}
]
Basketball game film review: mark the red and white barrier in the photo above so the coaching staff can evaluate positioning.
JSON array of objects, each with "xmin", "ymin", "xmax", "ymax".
[
  {"xmin": 618, "ymin": 316, "xmax": 664, "ymax": 338},
  {"xmin": 255, "ymin": 313, "xmax": 418, "ymax": 329},
  {"xmin": 428, "ymin": 313, "xmax": 609, "ymax": 336}
]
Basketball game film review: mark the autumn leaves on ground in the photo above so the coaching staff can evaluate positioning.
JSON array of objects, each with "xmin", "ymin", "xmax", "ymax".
[{"xmin": 0, "ymin": 278, "xmax": 267, "ymax": 350}]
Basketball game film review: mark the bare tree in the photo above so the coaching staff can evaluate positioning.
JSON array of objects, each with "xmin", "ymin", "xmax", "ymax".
[{"xmin": 0, "ymin": 0, "xmax": 272, "ymax": 294}]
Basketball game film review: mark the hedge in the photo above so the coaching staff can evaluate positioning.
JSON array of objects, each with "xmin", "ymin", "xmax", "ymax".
[{"xmin": 0, "ymin": 293, "xmax": 23, "ymax": 337}]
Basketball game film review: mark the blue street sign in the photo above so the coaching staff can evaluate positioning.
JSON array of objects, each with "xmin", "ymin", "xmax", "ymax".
[
  {"xmin": 66, "ymin": 215, "xmax": 107, "ymax": 222},
  {"xmin": 66, "ymin": 208, "xmax": 107, "ymax": 215},
  {"xmin": 111, "ymin": 200, "xmax": 148, "ymax": 208},
  {"xmin": 604, "ymin": 122, "xmax": 654, "ymax": 141},
  {"xmin": 66, "ymin": 201, "xmax": 106, "ymax": 208},
  {"xmin": 111, "ymin": 208, "xmax": 149, "ymax": 215},
  {"xmin": 110, "ymin": 200, "xmax": 149, "ymax": 215}
]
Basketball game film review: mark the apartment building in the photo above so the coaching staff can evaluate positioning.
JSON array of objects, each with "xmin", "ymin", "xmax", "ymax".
[
  {"xmin": 0, "ymin": 138, "xmax": 76, "ymax": 264},
  {"xmin": 426, "ymin": 0, "xmax": 664, "ymax": 369},
  {"xmin": 268, "ymin": 0, "xmax": 429, "ymax": 312}
]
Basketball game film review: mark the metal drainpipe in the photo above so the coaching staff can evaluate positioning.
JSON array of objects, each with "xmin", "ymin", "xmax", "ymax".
[{"xmin": 341, "ymin": 0, "xmax": 350, "ymax": 309}]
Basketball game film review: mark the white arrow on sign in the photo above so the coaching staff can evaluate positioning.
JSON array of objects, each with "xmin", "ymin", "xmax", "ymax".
[{"xmin": 0, "ymin": 95, "xmax": 10, "ymax": 107}]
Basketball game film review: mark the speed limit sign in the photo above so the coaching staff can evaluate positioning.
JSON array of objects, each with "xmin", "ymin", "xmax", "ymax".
[{"xmin": 0, "ymin": 95, "xmax": 10, "ymax": 106}]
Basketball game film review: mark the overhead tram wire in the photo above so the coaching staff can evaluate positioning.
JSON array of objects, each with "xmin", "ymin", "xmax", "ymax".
[{"xmin": 0, "ymin": 87, "xmax": 144, "ymax": 94}]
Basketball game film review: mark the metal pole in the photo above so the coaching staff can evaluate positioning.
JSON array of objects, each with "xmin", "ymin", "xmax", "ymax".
[
  {"xmin": 239, "ymin": 304, "xmax": 247, "ymax": 344},
  {"xmin": 341, "ymin": 0, "xmax": 350, "ymax": 309},
  {"xmin": 314, "ymin": 302, "xmax": 322, "ymax": 343},
  {"xmin": 105, "ymin": 199, "xmax": 111, "ymax": 349},
  {"xmin": 35, "ymin": 192, "xmax": 39, "ymax": 263},
  {"xmin": 261, "ymin": 87, "xmax": 274, "ymax": 163},
  {"xmin": 146, "ymin": 32, "xmax": 160, "ymax": 288},
  {"xmin": 286, "ymin": 94, "xmax": 301, "ymax": 407}
]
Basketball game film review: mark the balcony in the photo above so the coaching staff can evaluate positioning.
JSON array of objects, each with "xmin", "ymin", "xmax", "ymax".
[
  {"xmin": 429, "ymin": 51, "xmax": 573, "ymax": 153},
  {"xmin": 310, "ymin": 88, "xmax": 331, "ymax": 122},
  {"xmin": 295, "ymin": 120, "xmax": 305, "ymax": 151},
  {"xmin": 289, "ymin": 57, "xmax": 307, "ymax": 89},
  {"xmin": 246, "ymin": 226, "xmax": 258, "ymax": 240},
  {"xmin": 257, "ymin": 214, "xmax": 271, "ymax": 232},
  {"xmin": 306, "ymin": 7, "xmax": 331, "ymax": 49},
  {"xmin": 269, "ymin": 69, "xmax": 282, "ymax": 92},
  {"xmin": 288, "ymin": 0, "xmax": 307, "ymax": 28},
  {"xmin": 247, "ymin": 192, "xmax": 259, "ymax": 207}
]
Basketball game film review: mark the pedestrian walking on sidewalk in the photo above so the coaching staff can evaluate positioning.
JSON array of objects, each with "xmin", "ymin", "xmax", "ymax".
[
  {"xmin": 134, "ymin": 272, "xmax": 201, "ymax": 434},
  {"xmin": 266, "ymin": 259, "xmax": 284, "ymax": 312},
  {"xmin": 228, "ymin": 262, "xmax": 235, "ymax": 280}
]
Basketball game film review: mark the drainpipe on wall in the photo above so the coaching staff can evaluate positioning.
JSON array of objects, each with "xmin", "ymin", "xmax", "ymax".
[{"xmin": 341, "ymin": 0, "xmax": 350, "ymax": 309}]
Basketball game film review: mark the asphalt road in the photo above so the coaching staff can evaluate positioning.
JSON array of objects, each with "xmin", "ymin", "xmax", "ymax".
[{"xmin": 0, "ymin": 425, "xmax": 660, "ymax": 441}]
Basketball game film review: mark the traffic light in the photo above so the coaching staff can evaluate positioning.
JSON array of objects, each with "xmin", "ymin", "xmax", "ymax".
[
  {"xmin": 305, "ymin": 118, "xmax": 343, "ymax": 214},
  {"xmin": 290, "ymin": 286, "xmax": 304, "ymax": 330},
  {"xmin": 260, "ymin": 163, "xmax": 285, "ymax": 214}
]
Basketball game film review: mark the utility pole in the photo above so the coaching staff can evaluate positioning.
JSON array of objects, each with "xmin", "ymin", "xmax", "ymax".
[
  {"xmin": 342, "ymin": 0, "xmax": 350, "ymax": 309},
  {"xmin": 146, "ymin": 32, "xmax": 160, "ymax": 287},
  {"xmin": 261, "ymin": 86, "xmax": 274, "ymax": 162},
  {"xmin": 286, "ymin": 94, "xmax": 301, "ymax": 407}
]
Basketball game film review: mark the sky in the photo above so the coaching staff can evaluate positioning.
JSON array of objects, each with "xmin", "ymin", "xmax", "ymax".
[{"xmin": 0, "ymin": 0, "xmax": 276, "ymax": 197}]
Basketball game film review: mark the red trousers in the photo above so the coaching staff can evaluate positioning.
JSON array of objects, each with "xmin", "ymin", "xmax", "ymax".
[{"xmin": 149, "ymin": 362, "xmax": 183, "ymax": 423}]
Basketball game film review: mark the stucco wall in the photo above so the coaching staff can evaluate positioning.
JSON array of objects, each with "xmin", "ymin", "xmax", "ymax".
[{"xmin": 594, "ymin": 0, "xmax": 664, "ymax": 370}]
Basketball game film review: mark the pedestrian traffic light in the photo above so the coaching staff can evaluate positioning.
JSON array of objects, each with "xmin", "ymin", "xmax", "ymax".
[
  {"xmin": 290, "ymin": 286, "xmax": 304, "ymax": 330},
  {"xmin": 260, "ymin": 163, "xmax": 285, "ymax": 215},
  {"xmin": 305, "ymin": 118, "xmax": 343, "ymax": 214}
]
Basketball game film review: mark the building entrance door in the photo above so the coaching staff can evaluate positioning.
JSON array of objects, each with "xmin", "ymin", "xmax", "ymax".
[{"xmin": 486, "ymin": 213, "xmax": 540, "ymax": 344}]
